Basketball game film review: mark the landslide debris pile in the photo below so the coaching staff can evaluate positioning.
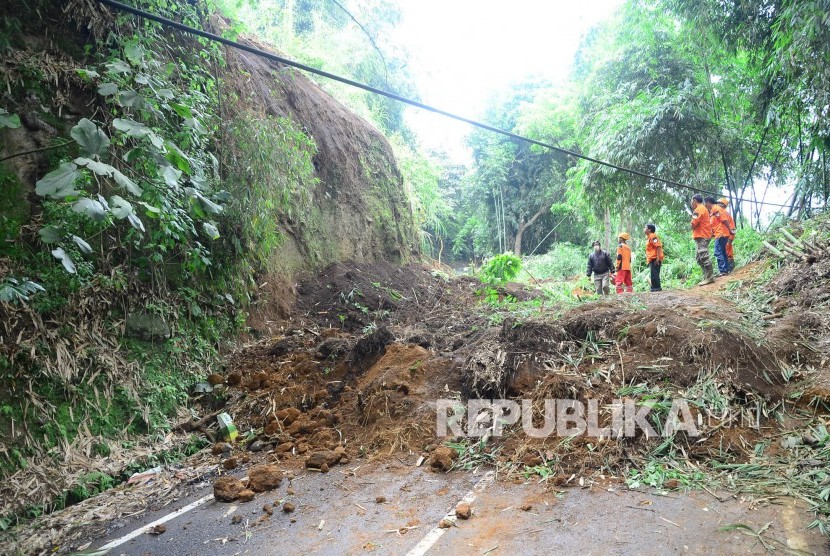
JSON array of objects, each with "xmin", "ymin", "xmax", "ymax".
[{"xmin": 203, "ymin": 260, "xmax": 820, "ymax": 481}]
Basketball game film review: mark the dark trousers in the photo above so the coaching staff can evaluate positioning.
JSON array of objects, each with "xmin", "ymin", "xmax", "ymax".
[
  {"xmin": 714, "ymin": 236, "xmax": 729, "ymax": 274},
  {"xmin": 649, "ymin": 261, "xmax": 662, "ymax": 291}
]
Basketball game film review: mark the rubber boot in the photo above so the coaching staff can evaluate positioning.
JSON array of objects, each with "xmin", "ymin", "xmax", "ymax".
[{"xmin": 698, "ymin": 264, "xmax": 715, "ymax": 286}]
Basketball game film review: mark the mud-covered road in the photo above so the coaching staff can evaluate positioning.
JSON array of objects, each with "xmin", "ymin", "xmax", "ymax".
[{"xmin": 91, "ymin": 460, "xmax": 827, "ymax": 555}]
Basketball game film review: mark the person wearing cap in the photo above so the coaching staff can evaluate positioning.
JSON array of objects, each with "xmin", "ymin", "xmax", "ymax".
[
  {"xmin": 718, "ymin": 198, "xmax": 737, "ymax": 271},
  {"xmin": 690, "ymin": 194, "xmax": 714, "ymax": 285},
  {"xmin": 586, "ymin": 240, "xmax": 614, "ymax": 295},
  {"xmin": 644, "ymin": 223, "xmax": 664, "ymax": 292},
  {"xmin": 709, "ymin": 197, "xmax": 730, "ymax": 276},
  {"xmin": 615, "ymin": 232, "xmax": 633, "ymax": 294}
]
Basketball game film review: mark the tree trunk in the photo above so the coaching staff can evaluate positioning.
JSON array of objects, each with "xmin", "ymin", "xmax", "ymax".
[
  {"xmin": 513, "ymin": 208, "xmax": 547, "ymax": 256},
  {"xmin": 604, "ymin": 206, "xmax": 611, "ymax": 252}
]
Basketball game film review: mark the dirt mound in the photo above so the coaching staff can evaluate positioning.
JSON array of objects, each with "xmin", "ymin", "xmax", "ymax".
[
  {"xmin": 461, "ymin": 293, "xmax": 783, "ymax": 402},
  {"xmin": 200, "ymin": 261, "xmax": 819, "ymax": 489},
  {"xmin": 293, "ymin": 260, "xmax": 473, "ymax": 333}
]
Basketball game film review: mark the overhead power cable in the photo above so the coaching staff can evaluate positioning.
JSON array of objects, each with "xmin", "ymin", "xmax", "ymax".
[{"xmin": 98, "ymin": 0, "xmax": 794, "ymax": 210}]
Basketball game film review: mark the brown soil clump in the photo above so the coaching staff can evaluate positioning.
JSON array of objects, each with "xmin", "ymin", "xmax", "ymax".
[
  {"xmin": 429, "ymin": 446, "xmax": 458, "ymax": 471},
  {"xmin": 455, "ymin": 502, "xmax": 471, "ymax": 519},
  {"xmin": 213, "ymin": 477, "xmax": 245, "ymax": 502},
  {"xmin": 248, "ymin": 464, "xmax": 282, "ymax": 492}
]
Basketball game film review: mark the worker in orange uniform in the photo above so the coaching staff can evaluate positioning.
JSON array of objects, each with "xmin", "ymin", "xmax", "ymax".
[
  {"xmin": 644, "ymin": 223, "xmax": 664, "ymax": 292},
  {"xmin": 717, "ymin": 198, "xmax": 737, "ymax": 271},
  {"xmin": 707, "ymin": 196, "xmax": 730, "ymax": 276},
  {"xmin": 615, "ymin": 232, "xmax": 633, "ymax": 294},
  {"xmin": 690, "ymin": 194, "xmax": 714, "ymax": 285}
]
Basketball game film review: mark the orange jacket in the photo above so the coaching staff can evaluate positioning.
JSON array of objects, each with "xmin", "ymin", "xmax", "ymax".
[
  {"xmin": 710, "ymin": 205, "xmax": 731, "ymax": 238},
  {"xmin": 645, "ymin": 232, "xmax": 664, "ymax": 263},
  {"xmin": 691, "ymin": 204, "xmax": 713, "ymax": 239},
  {"xmin": 722, "ymin": 209, "xmax": 736, "ymax": 239},
  {"xmin": 616, "ymin": 242, "xmax": 631, "ymax": 271}
]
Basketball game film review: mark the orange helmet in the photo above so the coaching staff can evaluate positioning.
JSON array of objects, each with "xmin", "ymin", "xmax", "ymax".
[
  {"xmin": 617, "ymin": 232, "xmax": 630, "ymax": 241},
  {"xmin": 718, "ymin": 197, "xmax": 729, "ymax": 206}
]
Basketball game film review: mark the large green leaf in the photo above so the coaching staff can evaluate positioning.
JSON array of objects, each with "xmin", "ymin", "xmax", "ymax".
[
  {"xmin": 184, "ymin": 117, "xmax": 208, "ymax": 135},
  {"xmin": 38, "ymin": 225, "xmax": 63, "ymax": 244},
  {"xmin": 73, "ymin": 197, "xmax": 108, "ymax": 222},
  {"xmin": 169, "ymin": 103, "xmax": 193, "ymax": 119},
  {"xmin": 161, "ymin": 166, "xmax": 182, "ymax": 188},
  {"xmin": 112, "ymin": 169, "xmax": 143, "ymax": 196},
  {"xmin": 113, "ymin": 117, "xmax": 150, "ymax": 138},
  {"xmin": 74, "ymin": 157, "xmax": 114, "ymax": 176},
  {"xmin": 105, "ymin": 59, "xmax": 131, "ymax": 75},
  {"xmin": 35, "ymin": 162, "xmax": 81, "ymax": 198},
  {"xmin": 71, "ymin": 235, "xmax": 93, "ymax": 254},
  {"xmin": 195, "ymin": 192, "xmax": 223, "ymax": 215},
  {"xmin": 203, "ymin": 222, "xmax": 220, "ymax": 240},
  {"xmin": 98, "ymin": 82, "xmax": 119, "ymax": 97},
  {"xmin": 165, "ymin": 142, "xmax": 191, "ymax": 173},
  {"xmin": 51, "ymin": 247, "xmax": 77, "ymax": 274},
  {"xmin": 71, "ymin": 119, "xmax": 110, "ymax": 157},
  {"xmin": 124, "ymin": 42, "xmax": 145, "ymax": 64},
  {"xmin": 0, "ymin": 109, "xmax": 21, "ymax": 129},
  {"xmin": 117, "ymin": 90, "xmax": 144, "ymax": 108},
  {"xmin": 76, "ymin": 69, "xmax": 99, "ymax": 79},
  {"xmin": 109, "ymin": 195, "xmax": 133, "ymax": 219},
  {"xmin": 128, "ymin": 213, "xmax": 145, "ymax": 232}
]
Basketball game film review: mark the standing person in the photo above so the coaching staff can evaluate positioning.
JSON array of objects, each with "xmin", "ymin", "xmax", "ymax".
[
  {"xmin": 718, "ymin": 198, "xmax": 737, "ymax": 271},
  {"xmin": 707, "ymin": 196, "xmax": 729, "ymax": 276},
  {"xmin": 691, "ymin": 194, "xmax": 714, "ymax": 285},
  {"xmin": 644, "ymin": 223, "xmax": 664, "ymax": 292},
  {"xmin": 615, "ymin": 232, "xmax": 633, "ymax": 294},
  {"xmin": 586, "ymin": 240, "xmax": 614, "ymax": 295}
]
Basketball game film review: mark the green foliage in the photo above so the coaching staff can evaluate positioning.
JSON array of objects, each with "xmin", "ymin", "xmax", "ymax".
[
  {"xmin": 523, "ymin": 242, "xmax": 586, "ymax": 280},
  {"xmin": 627, "ymin": 459, "xmax": 706, "ymax": 490},
  {"xmin": 479, "ymin": 253, "xmax": 522, "ymax": 285},
  {"xmin": 0, "ymin": 276, "xmax": 45, "ymax": 304},
  {"xmin": 221, "ymin": 114, "xmax": 318, "ymax": 272}
]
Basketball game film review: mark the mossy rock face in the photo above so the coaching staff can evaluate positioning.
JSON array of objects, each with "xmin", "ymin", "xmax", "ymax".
[
  {"xmin": 222, "ymin": 41, "xmax": 418, "ymax": 274},
  {"xmin": 125, "ymin": 312, "xmax": 172, "ymax": 341}
]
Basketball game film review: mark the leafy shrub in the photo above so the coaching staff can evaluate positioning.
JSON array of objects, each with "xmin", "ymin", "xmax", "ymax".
[
  {"xmin": 479, "ymin": 253, "xmax": 522, "ymax": 284},
  {"xmin": 523, "ymin": 242, "xmax": 586, "ymax": 279}
]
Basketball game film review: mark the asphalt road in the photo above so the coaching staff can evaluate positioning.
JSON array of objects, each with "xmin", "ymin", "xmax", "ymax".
[{"xmin": 90, "ymin": 460, "xmax": 829, "ymax": 555}]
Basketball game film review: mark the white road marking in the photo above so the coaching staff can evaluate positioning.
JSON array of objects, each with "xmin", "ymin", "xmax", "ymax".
[
  {"xmin": 97, "ymin": 493, "xmax": 214, "ymax": 552},
  {"xmin": 406, "ymin": 470, "xmax": 495, "ymax": 556}
]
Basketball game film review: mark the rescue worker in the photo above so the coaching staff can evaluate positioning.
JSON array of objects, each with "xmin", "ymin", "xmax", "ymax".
[
  {"xmin": 615, "ymin": 232, "xmax": 633, "ymax": 294},
  {"xmin": 644, "ymin": 223, "xmax": 664, "ymax": 292},
  {"xmin": 707, "ymin": 196, "xmax": 730, "ymax": 276},
  {"xmin": 690, "ymin": 194, "xmax": 714, "ymax": 285},
  {"xmin": 718, "ymin": 198, "xmax": 737, "ymax": 271},
  {"xmin": 586, "ymin": 240, "xmax": 614, "ymax": 295}
]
